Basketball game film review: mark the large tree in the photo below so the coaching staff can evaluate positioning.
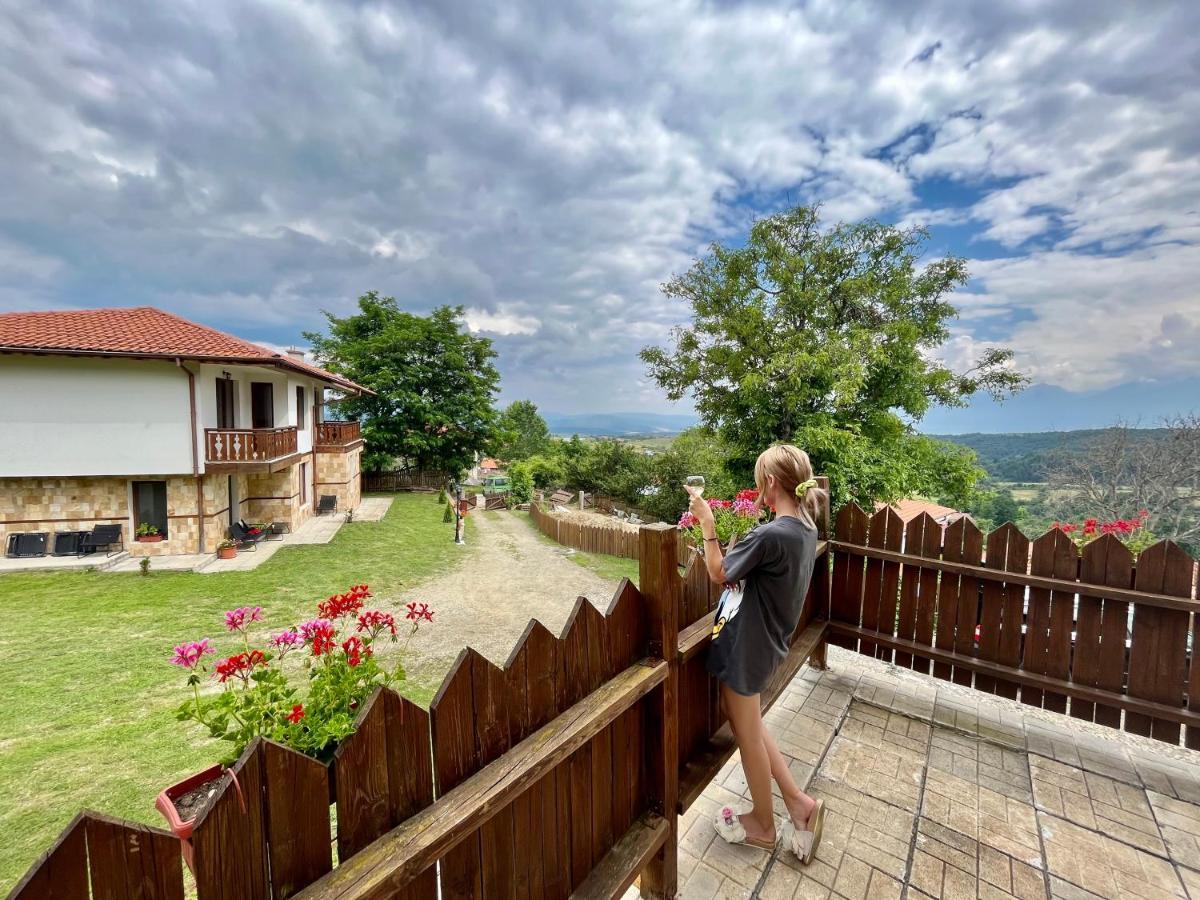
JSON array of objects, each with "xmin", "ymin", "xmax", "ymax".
[
  {"xmin": 640, "ymin": 205, "xmax": 1025, "ymax": 507},
  {"xmin": 306, "ymin": 291, "xmax": 501, "ymax": 476},
  {"xmin": 495, "ymin": 400, "xmax": 551, "ymax": 461}
]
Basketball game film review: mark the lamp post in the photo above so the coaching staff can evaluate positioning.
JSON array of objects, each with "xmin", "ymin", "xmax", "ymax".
[{"xmin": 452, "ymin": 481, "xmax": 466, "ymax": 545}]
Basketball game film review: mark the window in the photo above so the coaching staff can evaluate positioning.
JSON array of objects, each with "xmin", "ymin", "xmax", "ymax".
[
  {"xmin": 251, "ymin": 382, "xmax": 274, "ymax": 428},
  {"xmin": 215, "ymin": 378, "xmax": 235, "ymax": 428},
  {"xmin": 300, "ymin": 462, "xmax": 309, "ymax": 505},
  {"xmin": 296, "ymin": 386, "xmax": 306, "ymax": 429},
  {"xmin": 133, "ymin": 481, "xmax": 168, "ymax": 538}
]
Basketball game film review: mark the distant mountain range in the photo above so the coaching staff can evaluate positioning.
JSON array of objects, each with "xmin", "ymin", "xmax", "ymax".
[
  {"xmin": 932, "ymin": 428, "xmax": 1168, "ymax": 482},
  {"xmin": 544, "ymin": 411, "xmax": 698, "ymax": 436}
]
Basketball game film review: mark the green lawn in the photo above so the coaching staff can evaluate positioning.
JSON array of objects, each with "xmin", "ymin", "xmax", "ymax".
[
  {"xmin": 0, "ymin": 493, "xmax": 465, "ymax": 893},
  {"xmin": 512, "ymin": 510, "xmax": 641, "ymax": 586}
]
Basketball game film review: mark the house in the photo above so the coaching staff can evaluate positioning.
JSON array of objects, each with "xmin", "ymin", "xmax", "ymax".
[
  {"xmin": 0, "ymin": 306, "xmax": 370, "ymax": 557},
  {"xmin": 878, "ymin": 498, "xmax": 973, "ymax": 528}
]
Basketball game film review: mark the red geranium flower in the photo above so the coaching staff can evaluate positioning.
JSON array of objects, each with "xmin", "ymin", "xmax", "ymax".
[
  {"xmin": 405, "ymin": 602, "xmax": 434, "ymax": 622},
  {"xmin": 287, "ymin": 704, "xmax": 305, "ymax": 724},
  {"xmin": 341, "ymin": 635, "xmax": 371, "ymax": 667}
]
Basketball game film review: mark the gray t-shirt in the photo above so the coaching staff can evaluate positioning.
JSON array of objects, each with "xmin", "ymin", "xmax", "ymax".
[{"xmin": 706, "ymin": 515, "xmax": 818, "ymax": 696}]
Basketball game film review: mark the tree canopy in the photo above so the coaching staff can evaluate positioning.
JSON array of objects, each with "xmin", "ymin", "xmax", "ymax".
[
  {"xmin": 495, "ymin": 400, "xmax": 551, "ymax": 461},
  {"xmin": 305, "ymin": 291, "xmax": 501, "ymax": 475},
  {"xmin": 640, "ymin": 205, "xmax": 1026, "ymax": 507}
]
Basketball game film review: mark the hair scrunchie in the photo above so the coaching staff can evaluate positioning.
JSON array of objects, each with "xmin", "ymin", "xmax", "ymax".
[{"xmin": 794, "ymin": 478, "xmax": 817, "ymax": 498}]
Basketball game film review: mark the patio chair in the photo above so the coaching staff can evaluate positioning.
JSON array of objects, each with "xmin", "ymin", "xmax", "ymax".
[
  {"xmin": 52, "ymin": 531, "xmax": 89, "ymax": 556},
  {"xmin": 79, "ymin": 524, "xmax": 122, "ymax": 557},
  {"xmin": 317, "ymin": 495, "xmax": 338, "ymax": 515},
  {"xmin": 229, "ymin": 522, "xmax": 268, "ymax": 551},
  {"xmin": 7, "ymin": 532, "xmax": 49, "ymax": 558}
]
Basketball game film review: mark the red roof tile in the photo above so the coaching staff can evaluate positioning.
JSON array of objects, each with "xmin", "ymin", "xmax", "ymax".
[{"xmin": 0, "ymin": 306, "xmax": 368, "ymax": 393}]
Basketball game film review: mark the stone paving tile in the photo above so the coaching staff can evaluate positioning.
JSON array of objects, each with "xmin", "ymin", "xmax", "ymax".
[
  {"xmin": 1030, "ymin": 755, "xmax": 1167, "ymax": 856},
  {"xmin": 1039, "ymin": 813, "xmax": 1187, "ymax": 899},
  {"xmin": 1147, "ymin": 792, "xmax": 1200, "ymax": 872},
  {"xmin": 1135, "ymin": 753, "xmax": 1200, "ymax": 806},
  {"xmin": 1174, "ymin": 865, "xmax": 1199, "ymax": 899},
  {"xmin": 768, "ymin": 775, "xmax": 914, "ymax": 899},
  {"xmin": 922, "ymin": 755, "xmax": 1043, "ymax": 868}
]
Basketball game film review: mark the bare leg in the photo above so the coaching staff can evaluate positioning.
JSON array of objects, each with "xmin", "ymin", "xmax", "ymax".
[
  {"xmin": 720, "ymin": 684, "xmax": 776, "ymax": 842},
  {"xmin": 763, "ymin": 728, "xmax": 817, "ymax": 828}
]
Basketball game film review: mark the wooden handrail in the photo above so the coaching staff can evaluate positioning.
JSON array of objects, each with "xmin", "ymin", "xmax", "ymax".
[
  {"xmin": 293, "ymin": 658, "xmax": 667, "ymax": 899},
  {"xmin": 830, "ymin": 539, "xmax": 1199, "ymax": 613},
  {"xmin": 204, "ymin": 426, "xmax": 298, "ymax": 463},
  {"xmin": 315, "ymin": 421, "xmax": 361, "ymax": 446}
]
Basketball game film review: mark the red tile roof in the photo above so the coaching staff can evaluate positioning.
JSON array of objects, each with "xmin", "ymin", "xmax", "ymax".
[
  {"xmin": 876, "ymin": 498, "xmax": 971, "ymax": 524},
  {"xmin": 0, "ymin": 306, "xmax": 368, "ymax": 393}
]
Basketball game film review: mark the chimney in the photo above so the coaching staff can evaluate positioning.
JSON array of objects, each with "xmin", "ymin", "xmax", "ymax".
[{"xmin": 285, "ymin": 347, "xmax": 307, "ymax": 362}]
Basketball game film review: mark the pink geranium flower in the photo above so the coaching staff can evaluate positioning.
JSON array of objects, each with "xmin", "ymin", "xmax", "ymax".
[
  {"xmin": 224, "ymin": 606, "xmax": 264, "ymax": 633},
  {"xmin": 171, "ymin": 638, "xmax": 214, "ymax": 669}
]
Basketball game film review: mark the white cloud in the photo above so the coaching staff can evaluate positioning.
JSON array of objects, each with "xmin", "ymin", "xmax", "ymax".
[{"xmin": 464, "ymin": 306, "xmax": 541, "ymax": 336}]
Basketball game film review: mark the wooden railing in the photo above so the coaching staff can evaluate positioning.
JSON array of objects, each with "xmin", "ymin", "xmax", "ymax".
[
  {"xmin": 826, "ymin": 503, "xmax": 1200, "ymax": 749},
  {"xmin": 529, "ymin": 501, "xmax": 643, "ymax": 559},
  {"xmin": 315, "ymin": 421, "xmax": 361, "ymax": 448},
  {"xmin": 204, "ymin": 426, "xmax": 297, "ymax": 463}
]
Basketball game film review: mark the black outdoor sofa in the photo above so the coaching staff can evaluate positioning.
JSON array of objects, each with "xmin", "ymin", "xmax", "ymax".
[{"xmin": 79, "ymin": 524, "xmax": 124, "ymax": 557}]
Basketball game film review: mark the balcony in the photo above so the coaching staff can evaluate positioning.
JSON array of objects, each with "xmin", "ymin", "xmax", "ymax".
[
  {"xmin": 205, "ymin": 426, "xmax": 299, "ymax": 471},
  {"xmin": 315, "ymin": 420, "xmax": 362, "ymax": 450}
]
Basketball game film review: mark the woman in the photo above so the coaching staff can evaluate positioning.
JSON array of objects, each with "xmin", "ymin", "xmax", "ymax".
[{"xmin": 686, "ymin": 444, "xmax": 827, "ymax": 863}]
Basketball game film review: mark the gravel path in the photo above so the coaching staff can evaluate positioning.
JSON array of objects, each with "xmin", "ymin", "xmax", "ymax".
[{"xmin": 391, "ymin": 509, "xmax": 624, "ymax": 687}]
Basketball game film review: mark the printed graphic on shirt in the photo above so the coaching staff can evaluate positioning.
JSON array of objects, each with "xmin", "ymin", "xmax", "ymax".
[{"xmin": 712, "ymin": 584, "xmax": 743, "ymax": 639}]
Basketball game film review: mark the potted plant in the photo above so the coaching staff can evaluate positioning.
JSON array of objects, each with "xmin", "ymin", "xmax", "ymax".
[
  {"xmin": 136, "ymin": 522, "xmax": 164, "ymax": 543},
  {"xmin": 678, "ymin": 488, "xmax": 762, "ymax": 553},
  {"xmin": 215, "ymin": 539, "xmax": 238, "ymax": 560},
  {"xmin": 161, "ymin": 588, "xmax": 434, "ymax": 869}
]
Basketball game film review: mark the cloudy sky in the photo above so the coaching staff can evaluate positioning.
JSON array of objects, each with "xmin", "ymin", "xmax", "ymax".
[{"xmin": 1, "ymin": 0, "xmax": 1198, "ymax": 431}]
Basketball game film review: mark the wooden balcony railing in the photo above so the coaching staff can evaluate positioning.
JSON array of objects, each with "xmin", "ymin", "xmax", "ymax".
[
  {"xmin": 205, "ymin": 426, "xmax": 298, "ymax": 463},
  {"xmin": 315, "ymin": 421, "xmax": 361, "ymax": 448}
]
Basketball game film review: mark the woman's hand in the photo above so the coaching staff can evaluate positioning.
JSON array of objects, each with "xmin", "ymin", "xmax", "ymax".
[{"xmin": 685, "ymin": 486, "xmax": 714, "ymax": 528}]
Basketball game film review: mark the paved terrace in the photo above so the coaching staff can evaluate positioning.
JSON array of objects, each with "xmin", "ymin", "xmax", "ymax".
[{"xmin": 669, "ymin": 646, "xmax": 1200, "ymax": 900}]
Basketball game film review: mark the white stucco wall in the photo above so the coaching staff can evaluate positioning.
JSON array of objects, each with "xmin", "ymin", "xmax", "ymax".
[{"xmin": 0, "ymin": 355, "xmax": 194, "ymax": 477}]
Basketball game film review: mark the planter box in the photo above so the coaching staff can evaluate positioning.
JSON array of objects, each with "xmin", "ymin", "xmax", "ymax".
[
  {"xmin": 156, "ymin": 764, "xmax": 225, "ymax": 872},
  {"xmin": 136, "ymin": 534, "xmax": 165, "ymax": 543}
]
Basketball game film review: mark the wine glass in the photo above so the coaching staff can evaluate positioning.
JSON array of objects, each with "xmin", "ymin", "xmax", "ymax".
[{"xmin": 685, "ymin": 475, "xmax": 705, "ymax": 497}]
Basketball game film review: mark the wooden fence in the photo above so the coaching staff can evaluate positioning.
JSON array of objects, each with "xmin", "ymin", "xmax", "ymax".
[
  {"xmin": 826, "ymin": 504, "xmax": 1200, "ymax": 749},
  {"xmin": 361, "ymin": 470, "xmax": 449, "ymax": 493},
  {"xmin": 529, "ymin": 502, "xmax": 644, "ymax": 560},
  {"xmin": 10, "ymin": 505, "xmax": 834, "ymax": 900}
]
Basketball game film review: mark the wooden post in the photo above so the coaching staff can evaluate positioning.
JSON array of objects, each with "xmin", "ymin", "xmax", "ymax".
[
  {"xmin": 808, "ymin": 475, "xmax": 831, "ymax": 671},
  {"xmin": 638, "ymin": 524, "xmax": 679, "ymax": 899}
]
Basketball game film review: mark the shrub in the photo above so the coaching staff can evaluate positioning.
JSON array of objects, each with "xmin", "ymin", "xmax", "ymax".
[
  {"xmin": 443, "ymin": 503, "xmax": 454, "ymax": 523},
  {"xmin": 436, "ymin": 488, "xmax": 447, "ymax": 504},
  {"xmin": 678, "ymin": 489, "xmax": 763, "ymax": 548}
]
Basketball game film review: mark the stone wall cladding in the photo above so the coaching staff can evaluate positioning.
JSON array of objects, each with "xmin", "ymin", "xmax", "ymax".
[
  {"xmin": 1, "ymin": 461, "xmax": 322, "ymax": 557},
  {"xmin": 0, "ymin": 474, "xmax": 202, "ymax": 557},
  {"xmin": 316, "ymin": 446, "xmax": 361, "ymax": 514}
]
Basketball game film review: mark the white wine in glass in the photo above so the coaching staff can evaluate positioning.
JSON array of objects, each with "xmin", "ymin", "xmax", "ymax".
[{"xmin": 685, "ymin": 475, "xmax": 706, "ymax": 496}]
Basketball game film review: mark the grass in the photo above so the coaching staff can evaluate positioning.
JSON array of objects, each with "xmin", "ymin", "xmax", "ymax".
[
  {"xmin": 511, "ymin": 510, "xmax": 640, "ymax": 586},
  {"xmin": 0, "ymin": 493, "xmax": 467, "ymax": 893}
]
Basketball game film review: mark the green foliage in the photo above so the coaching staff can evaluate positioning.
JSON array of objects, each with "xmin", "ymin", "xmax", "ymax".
[
  {"xmin": 443, "ymin": 502, "xmax": 454, "ymax": 523},
  {"xmin": 523, "ymin": 453, "xmax": 566, "ymax": 489},
  {"xmin": 640, "ymin": 205, "xmax": 1025, "ymax": 508},
  {"xmin": 507, "ymin": 461, "xmax": 534, "ymax": 504},
  {"xmin": 560, "ymin": 437, "xmax": 653, "ymax": 502},
  {"xmin": 495, "ymin": 400, "xmax": 551, "ymax": 461},
  {"xmin": 637, "ymin": 427, "xmax": 738, "ymax": 523},
  {"xmin": 138, "ymin": 557, "xmax": 151, "ymax": 577},
  {"xmin": 305, "ymin": 291, "xmax": 502, "ymax": 476},
  {"xmin": 966, "ymin": 486, "xmax": 1022, "ymax": 532},
  {"xmin": 136, "ymin": 522, "xmax": 159, "ymax": 537}
]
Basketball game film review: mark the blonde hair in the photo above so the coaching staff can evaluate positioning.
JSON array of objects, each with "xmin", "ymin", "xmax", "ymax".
[{"xmin": 753, "ymin": 444, "xmax": 827, "ymax": 530}]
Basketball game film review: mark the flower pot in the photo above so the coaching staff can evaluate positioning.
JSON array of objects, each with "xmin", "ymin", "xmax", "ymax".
[
  {"xmin": 156, "ymin": 764, "xmax": 225, "ymax": 873},
  {"xmin": 216, "ymin": 546, "xmax": 237, "ymax": 560},
  {"xmin": 136, "ymin": 534, "xmax": 165, "ymax": 543}
]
